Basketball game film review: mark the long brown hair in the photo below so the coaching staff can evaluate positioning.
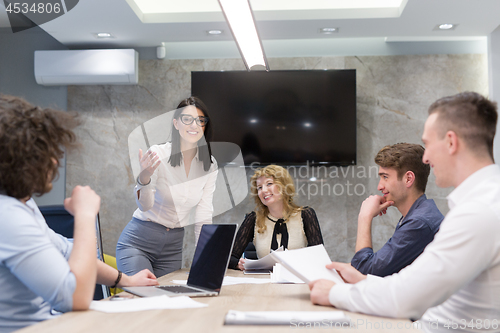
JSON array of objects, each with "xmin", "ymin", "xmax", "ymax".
[
  {"xmin": 250, "ymin": 165, "xmax": 302, "ymax": 233},
  {"xmin": 168, "ymin": 96, "xmax": 213, "ymax": 171},
  {"xmin": 0, "ymin": 95, "xmax": 79, "ymax": 199}
]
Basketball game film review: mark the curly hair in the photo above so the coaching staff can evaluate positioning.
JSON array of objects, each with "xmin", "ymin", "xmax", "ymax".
[
  {"xmin": 0, "ymin": 95, "xmax": 80, "ymax": 199},
  {"xmin": 250, "ymin": 165, "xmax": 302, "ymax": 233}
]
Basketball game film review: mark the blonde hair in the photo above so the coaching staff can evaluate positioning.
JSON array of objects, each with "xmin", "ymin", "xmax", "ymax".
[{"xmin": 250, "ymin": 165, "xmax": 302, "ymax": 233}]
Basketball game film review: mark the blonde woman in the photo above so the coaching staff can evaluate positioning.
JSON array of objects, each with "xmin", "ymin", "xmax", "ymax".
[{"xmin": 229, "ymin": 165, "xmax": 324, "ymax": 270}]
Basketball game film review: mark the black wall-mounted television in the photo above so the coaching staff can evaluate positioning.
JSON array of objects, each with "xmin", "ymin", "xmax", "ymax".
[{"xmin": 191, "ymin": 70, "xmax": 356, "ymax": 166}]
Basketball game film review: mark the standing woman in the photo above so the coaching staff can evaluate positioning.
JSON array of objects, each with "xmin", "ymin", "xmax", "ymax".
[
  {"xmin": 117, "ymin": 97, "xmax": 218, "ymax": 277},
  {"xmin": 229, "ymin": 165, "xmax": 324, "ymax": 270}
]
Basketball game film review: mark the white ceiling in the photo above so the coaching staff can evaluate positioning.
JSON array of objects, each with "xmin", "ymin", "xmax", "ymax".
[{"xmin": 1, "ymin": 0, "xmax": 499, "ymax": 59}]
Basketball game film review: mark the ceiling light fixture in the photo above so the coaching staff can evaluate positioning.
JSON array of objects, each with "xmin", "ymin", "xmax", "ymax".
[
  {"xmin": 96, "ymin": 32, "xmax": 113, "ymax": 38},
  {"xmin": 207, "ymin": 30, "xmax": 223, "ymax": 35},
  {"xmin": 438, "ymin": 24, "xmax": 454, "ymax": 30},
  {"xmin": 218, "ymin": 0, "xmax": 269, "ymax": 71},
  {"xmin": 319, "ymin": 27, "xmax": 338, "ymax": 34}
]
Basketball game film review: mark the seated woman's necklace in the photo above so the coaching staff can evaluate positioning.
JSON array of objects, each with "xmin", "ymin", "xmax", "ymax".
[{"xmin": 267, "ymin": 215, "xmax": 289, "ymax": 250}]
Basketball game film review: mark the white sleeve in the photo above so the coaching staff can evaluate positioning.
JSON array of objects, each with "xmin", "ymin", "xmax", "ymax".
[
  {"xmin": 194, "ymin": 159, "xmax": 218, "ymax": 242},
  {"xmin": 134, "ymin": 146, "xmax": 161, "ymax": 212},
  {"xmin": 329, "ymin": 202, "xmax": 497, "ymax": 319}
]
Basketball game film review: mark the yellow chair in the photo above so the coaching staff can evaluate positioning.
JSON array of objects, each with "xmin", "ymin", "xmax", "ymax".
[{"xmin": 103, "ymin": 254, "xmax": 123, "ymax": 295}]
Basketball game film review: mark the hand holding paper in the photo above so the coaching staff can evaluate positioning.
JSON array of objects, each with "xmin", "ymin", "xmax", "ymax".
[
  {"xmin": 309, "ymin": 262, "xmax": 367, "ymax": 306},
  {"xmin": 326, "ymin": 262, "xmax": 367, "ymax": 284},
  {"xmin": 309, "ymin": 280, "xmax": 337, "ymax": 306}
]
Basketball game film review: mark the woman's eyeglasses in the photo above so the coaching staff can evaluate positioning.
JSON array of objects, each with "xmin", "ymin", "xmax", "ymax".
[{"xmin": 179, "ymin": 114, "xmax": 209, "ymax": 127}]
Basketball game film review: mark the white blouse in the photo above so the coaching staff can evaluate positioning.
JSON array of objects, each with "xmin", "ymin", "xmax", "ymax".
[
  {"xmin": 133, "ymin": 142, "xmax": 218, "ymax": 240},
  {"xmin": 254, "ymin": 211, "xmax": 307, "ymax": 259}
]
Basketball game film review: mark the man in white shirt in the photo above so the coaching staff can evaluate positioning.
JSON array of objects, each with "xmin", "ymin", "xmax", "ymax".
[{"xmin": 309, "ymin": 91, "xmax": 500, "ymax": 332}]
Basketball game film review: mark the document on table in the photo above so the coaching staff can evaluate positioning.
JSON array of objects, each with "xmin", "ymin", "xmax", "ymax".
[
  {"xmin": 243, "ymin": 246, "xmax": 284, "ymax": 271},
  {"xmin": 172, "ymin": 276, "xmax": 271, "ymax": 286},
  {"xmin": 89, "ymin": 295, "xmax": 207, "ymax": 313},
  {"xmin": 224, "ymin": 310, "xmax": 351, "ymax": 325},
  {"xmin": 270, "ymin": 263, "xmax": 304, "ymax": 284},
  {"xmin": 243, "ymin": 269, "xmax": 271, "ymax": 275},
  {"xmin": 270, "ymin": 245, "xmax": 344, "ymax": 284}
]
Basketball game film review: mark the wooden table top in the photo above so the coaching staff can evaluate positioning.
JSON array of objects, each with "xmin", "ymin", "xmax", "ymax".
[{"xmin": 16, "ymin": 269, "xmax": 419, "ymax": 333}]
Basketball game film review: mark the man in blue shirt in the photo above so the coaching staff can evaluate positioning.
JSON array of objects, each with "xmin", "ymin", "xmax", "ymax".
[{"xmin": 351, "ymin": 143, "xmax": 444, "ymax": 276}]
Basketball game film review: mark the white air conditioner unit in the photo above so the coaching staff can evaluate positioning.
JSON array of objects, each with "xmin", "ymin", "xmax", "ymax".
[{"xmin": 34, "ymin": 49, "xmax": 139, "ymax": 86}]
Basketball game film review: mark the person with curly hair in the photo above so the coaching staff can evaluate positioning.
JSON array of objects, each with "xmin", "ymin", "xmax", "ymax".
[
  {"xmin": 229, "ymin": 164, "xmax": 324, "ymax": 270},
  {"xmin": 0, "ymin": 95, "xmax": 158, "ymax": 333}
]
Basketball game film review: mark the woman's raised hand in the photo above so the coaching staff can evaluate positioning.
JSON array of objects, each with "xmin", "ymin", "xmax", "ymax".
[{"xmin": 138, "ymin": 148, "xmax": 161, "ymax": 185}]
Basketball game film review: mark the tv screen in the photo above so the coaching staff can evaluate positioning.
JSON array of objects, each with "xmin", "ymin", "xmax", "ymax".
[{"xmin": 191, "ymin": 70, "xmax": 356, "ymax": 166}]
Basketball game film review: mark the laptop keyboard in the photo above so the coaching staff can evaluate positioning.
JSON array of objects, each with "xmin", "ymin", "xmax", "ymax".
[{"xmin": 158, "ymin": 285, "xmax": 204, "ymax": 293}]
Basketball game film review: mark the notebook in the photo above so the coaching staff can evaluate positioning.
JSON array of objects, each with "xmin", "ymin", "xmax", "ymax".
[{"xmin": 123, "ymin": 224, "xmax": 237, "ymax": 297}]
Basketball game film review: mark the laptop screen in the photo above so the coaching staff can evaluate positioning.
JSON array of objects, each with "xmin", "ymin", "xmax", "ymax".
[{"xmin": 187, "ymin": 224, "xmax": 237, "ymax": 292}]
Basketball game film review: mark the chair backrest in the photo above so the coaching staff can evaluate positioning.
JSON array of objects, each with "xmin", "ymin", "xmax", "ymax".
[
  {"xmin": 40, "ymin": 205, "xmax": 110, "ymax": 299},
  {"xmin": 39, "ymin": 205, "xmax": 74, "ymax": 238},
  {"xmin": 95, "ymin": 213, "xmax": 111, "ymax": 298},
  {"xmin": 243, "ymin": 242, "xmax": 258, "ymax": 260}
]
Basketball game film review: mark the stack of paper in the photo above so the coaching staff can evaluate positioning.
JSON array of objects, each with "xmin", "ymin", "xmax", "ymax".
[
  {"xmin": 270, "ymin": 263, "xmax": 303, "ymax": 284},
  {"xmin": 89, "ymin": 295, "xmax": 207, "ymax": 313},
  {"xmin": 224, "ymin": 310, "xmax": 351, "ymax": 325},
  {"xmin": 243, "ymin": 246, "xmax": 283, "ymax": 272},
  {"xmin": 270, "ymin": 245, "xmax": 344, "ymax": 284},
  {"xmin": 172, "ymin": 276, "xmax": 271, "ymax": 286}
]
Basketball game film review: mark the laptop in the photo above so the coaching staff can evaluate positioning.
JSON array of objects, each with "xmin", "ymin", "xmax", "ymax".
[{"xmin": 123, "ymin": 224, "xmax": 237, "ymax": 297}]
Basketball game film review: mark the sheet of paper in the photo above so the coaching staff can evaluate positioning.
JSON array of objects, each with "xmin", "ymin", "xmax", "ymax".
[
  {"xmin": 270, "ymin": 263, "xmax": 304, "ymax": 284},
  {"xmin": 172, "ymin": 276, "xmax": 271, "ymax": 286},
  {"xmin": 270, "ymin": 245, "xmax": 344, "ymax": 284},
  {"xmin": 89, "ymin": 295, "xmax": 207, "ymax": 313},
  {"xmin": 243, "ymin": 246, "xmax": 283, "ymax": 270},
  {"xmin": 224, "ymin": 310, "xmax": 351, "ymax": 325},
  {"xmin": 243, "ymin": 269, "xmax": 270, "ymax": 275}
]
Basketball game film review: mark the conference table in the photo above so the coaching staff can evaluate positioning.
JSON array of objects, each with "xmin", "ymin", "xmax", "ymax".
[{"xmin": 17, "ymin": 269, "xmax": 419, "ymax": 333}]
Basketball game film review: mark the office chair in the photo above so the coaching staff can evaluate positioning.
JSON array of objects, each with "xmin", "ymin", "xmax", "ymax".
[
  {"xmin": 243, "ymin": 242, "xmax": 258, "ymax": 260},
  {"xmin": 39, "ymin": 205, "xmax": 111, "ymax": 299},
  {"xmin": 95, "ymin": 213, "xmax": 112, "ymax": 298}
]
